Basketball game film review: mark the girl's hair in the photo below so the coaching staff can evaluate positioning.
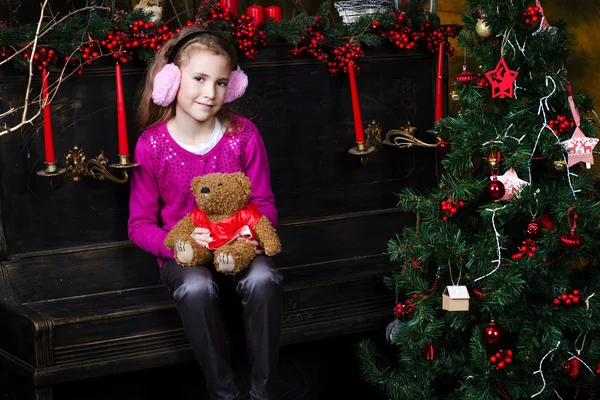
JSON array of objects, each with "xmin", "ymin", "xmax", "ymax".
[{"xmin": 137, "ymin": 27, "xmax": 239, "ymax": 133}]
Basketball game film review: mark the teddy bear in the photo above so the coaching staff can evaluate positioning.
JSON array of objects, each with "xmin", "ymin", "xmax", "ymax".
[{"xmin": 164, "ymin": 172, "xmax": 281, "ymax": 274}]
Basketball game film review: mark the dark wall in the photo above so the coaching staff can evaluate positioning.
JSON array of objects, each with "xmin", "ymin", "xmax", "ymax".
[{"xmin": 0, "ymin": 46, "xmax": 439, "ymax": 257}]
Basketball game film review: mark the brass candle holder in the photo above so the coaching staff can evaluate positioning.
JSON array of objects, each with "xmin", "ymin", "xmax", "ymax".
[
  {"xmin": 36, "ymin": 161, "xmax": 67, "ymax": 177},
  {"xmin": 38, "ymin": 146, "xmax": 138, "ymax": 184},
  {"xmin": 348, "ymin": 120, "xmax": 382, "ymax": 164},
  {"xmin": 383, "ymin": 122, "xmax": 438, "ymax": 149}
]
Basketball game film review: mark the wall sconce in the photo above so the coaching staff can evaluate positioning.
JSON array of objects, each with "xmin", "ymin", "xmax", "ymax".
[
  {"xmin": 37, "ymin": 147, "xmax": 138, "ymax": 184},
  {"xmin": 348, "ymin": 120, "xmax": 383, "ymax": 164},
  {"xmin": 383, "ymin": 122, "xmax": 439, "ymax": 149}
]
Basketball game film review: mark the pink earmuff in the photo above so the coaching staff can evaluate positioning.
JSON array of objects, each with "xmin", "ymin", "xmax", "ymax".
[
  {"xmin": 224, "ymin": 66, "xmax": 248, "ymax": 104},
  {"xmin": 151, "ymin": 63, "xmax": 248, "ymax": 107},
  {"xmin": 152, "ymin": 64, "xmax": 182, "ymax": 107}
]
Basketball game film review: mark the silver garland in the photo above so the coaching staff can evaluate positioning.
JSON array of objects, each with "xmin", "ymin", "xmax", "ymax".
[{"xmin": 334, "ymin": 0, "xmax": 397, "ymax": 25}]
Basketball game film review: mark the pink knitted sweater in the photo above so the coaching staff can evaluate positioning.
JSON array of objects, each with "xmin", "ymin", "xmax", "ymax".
[{"xmin": 127, "ymin": 114, "xmax": 277, "ymax": 266}]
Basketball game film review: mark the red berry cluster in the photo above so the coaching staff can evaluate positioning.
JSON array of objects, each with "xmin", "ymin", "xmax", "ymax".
[
  {"xmin": 420, "ymin": 23, "xmax": 458, "ymax": 56},
  {"xmin": 490, "ymin": 349, "xmax": 513, "ymax": 369},
  {"xmin": 0, "ymin": 48, "xmax": 12, "ymax": 62},
  {"xmin": 197, "ymin": 4, "xmax": 268, "ymax": 59},
  {"xmin": 376, "ymin": 12, "xmax": 419, "ymax": 51},
  {"xmin": 130, "ymin": 20, "xmax": 176, "ymax": 51},
  {"xmin": 394, "ymin": 293, "xmax": 428, "ymax": 318},
  {"xmin": 232, "ymin": 14, "xmax": 268, "ymax": 58},
  {"xmin": 328, "ymin": 43, "xmax": 364, "ymax": 75},
  {"xmin": 78, "ymin": 40, "xmax": 102, "ymax": 64},
  {"xmin": 553, "ymin": 289, "xmax": 582, "ymax": 309},
  {"xmin": 22, "ymin": 47, "xmax": 57, "ymax": 72},
  {"xmin": 596, "ymin": 363, "xmax": 600, "ymax": 375},
  {"xmin": 440, "ymin": 198, "xmax": 465, "ymax": 222},
  {"xmin": 66, "ymin": 40, "xmax": 102, "ymax": 75},
  {"xmin": 523, "ymin": 5, "xmax": 543, "ymax": 26},
  {"xmin": 100, "ymin": 28, "xmax": 134, "ymax": 64},
  {"xmin": 511, "ymin": 220, "xmax": 541, "ymax": 260},
  {"xmin": 473, "ymin": 73, "xmax": 490, "ymax": 87},
  {"xmin": 511, "ymin": 238, "xmax": 537, "ymax": 260},
  {"xmin": 548, "ymin": 115, "xmax": 575, "ymax": 136},
  {"xmin": 203, "ymin": 4, "xmax": 236, "ymax": 27},
  {"xmin": 291, "ymin": 17, "xmax": 328, "ymax": 63},
  {"xmin": 99, "ymin": 20, "xmax": 175, "ymax": 65}
]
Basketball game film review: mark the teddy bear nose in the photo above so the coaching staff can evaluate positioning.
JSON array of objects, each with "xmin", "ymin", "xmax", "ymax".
[{"xmin": 200, "ymin": 187, "xmax": 210, "ymax": 194}]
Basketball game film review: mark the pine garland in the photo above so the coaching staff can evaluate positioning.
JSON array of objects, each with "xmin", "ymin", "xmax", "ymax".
[{"xmin": 0, "ymin": 0, "xmax": 458, "ymax": 76}]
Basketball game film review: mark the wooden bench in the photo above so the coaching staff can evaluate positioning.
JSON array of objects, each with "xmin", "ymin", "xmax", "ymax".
[{"xmin": 0, "ymin": 46, "xmax": 441, "ymax": 399}]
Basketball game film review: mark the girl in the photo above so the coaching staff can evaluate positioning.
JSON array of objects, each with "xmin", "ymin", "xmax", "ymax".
[{"xmin": 128, "ymin": 27, "xmax": 283, "ymax": 400}]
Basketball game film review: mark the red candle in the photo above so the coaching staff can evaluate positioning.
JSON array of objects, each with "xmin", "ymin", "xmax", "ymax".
[
  {"xmin": 347, "ymin": 61, "xmax": 365, "ymax": 143},
  {"xmin": 264, "ymin": 6, "xmax": 281, "ymax": 23},
  {"xmin": 435, "ymin": 41, "xmax": 445, "ymax": 122},
  {"xmin": 220, "ymin": 0, "xmax": 238, "ymax": 15},
  {"xmin": 115, "ymin": 62, "xmax": 129, "ymax": 156},
  {"xmin": 41, "ymin": 69, "xmax": 56, "ymax": 164},
  {"xmin": 246, "ymin": 5, "xmax": 264, "ymax": 26}
]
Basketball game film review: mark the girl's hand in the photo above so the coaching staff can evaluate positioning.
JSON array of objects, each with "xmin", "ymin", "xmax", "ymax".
[
  {"xmin": 237, "ymin": 237, "xmax": 264, "ymax": 255},
  {"xmin": 190, "ymin": 227, "xmax": 213, "ymax": 248}
]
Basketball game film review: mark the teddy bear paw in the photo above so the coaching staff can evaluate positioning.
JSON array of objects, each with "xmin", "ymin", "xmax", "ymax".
[
  {"xmin": 216, "ymin": 252, "xmax": 236, "ymax": 273},
  {"xmin": 175, "ymin": 240, "xmax": 195, "ymax": 265}
]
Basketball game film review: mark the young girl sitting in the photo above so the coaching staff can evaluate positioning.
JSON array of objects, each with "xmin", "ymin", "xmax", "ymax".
[{"xmin": 128, "ymin": 26, "xmax": 283, "ymax": 400}]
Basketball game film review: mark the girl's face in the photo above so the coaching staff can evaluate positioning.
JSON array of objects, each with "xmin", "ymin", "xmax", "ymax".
[{"xmin": 174, "ymin": 49, "xmax": 231, "ymax": 126}]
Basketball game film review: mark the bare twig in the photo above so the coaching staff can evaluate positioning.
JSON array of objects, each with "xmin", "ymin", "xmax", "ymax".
[
  {"xmin": 169, "ymin": 0, "xmax": 184, "ymax": 28},
  {"xmin": 0, "ymin": 107, "xmax": 19, "ymax": 120},
  {"xmin": 0, "ymin": 5, "xmax": 120, "ymax": 138},
  {"xmin": 0, "ymin": 5, "xmax": 110, "ymax": 67},
  {"xmin": 182, "ymin": 0, "xmax": 192, "ymax": 19},
  {"xmin": 166, "ymin": 9, "xmax": 192, "ymax": 25},
  {"xmin": 1, "ymin": 112, "xmax": 42, "ymax": 136},
  {"xmin": 21, "ymin": 0, "xmax": 49, "ymax": 128}
]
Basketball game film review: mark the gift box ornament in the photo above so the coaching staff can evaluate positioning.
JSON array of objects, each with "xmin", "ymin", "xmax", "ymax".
[{"xmin": 442, "ymin": 286, "xmax": 470, "ymax": 311}]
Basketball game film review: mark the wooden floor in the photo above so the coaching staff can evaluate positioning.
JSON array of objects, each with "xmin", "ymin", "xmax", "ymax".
[{"xmin": 2, "ymin": 330, "xmax": 388, "ymax": 400}]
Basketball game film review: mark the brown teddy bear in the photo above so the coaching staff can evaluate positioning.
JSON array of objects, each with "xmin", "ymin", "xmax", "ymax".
[{"xmin": 164, "ymin": 172, "xmax": 281, "ymax": 274}]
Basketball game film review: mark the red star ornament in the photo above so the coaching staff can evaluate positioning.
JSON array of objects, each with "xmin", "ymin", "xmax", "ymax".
[
  {"xmin": 561, "ymin": 127, "xmax": 599, "ymax": 167},
  {"xmin": 495, "ymin": 168, "xmax": 529, "ymax": 201},
  {"xmin": 485, "ymin": 58, "xmax": 519, "ymax": 99}
]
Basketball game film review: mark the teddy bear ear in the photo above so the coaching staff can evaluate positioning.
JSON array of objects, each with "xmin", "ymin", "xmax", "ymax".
[{"xmin": 190, "ymin": 176, "xmax": 204, "ymax": 193}]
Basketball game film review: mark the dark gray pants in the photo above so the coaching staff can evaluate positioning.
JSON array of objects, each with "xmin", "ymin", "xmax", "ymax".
[{"xmin": 160, "ymin": 256, "xmax": 284, "ymax": 400}]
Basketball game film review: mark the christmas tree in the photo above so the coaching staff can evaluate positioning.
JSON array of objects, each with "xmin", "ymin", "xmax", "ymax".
[{"xmin": 358, "ymin": 1, "xmax": 600, "ymax": 399}]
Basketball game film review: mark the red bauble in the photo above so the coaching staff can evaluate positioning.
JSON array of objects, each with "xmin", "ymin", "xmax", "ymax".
[
  {"xmin": 525, "ymin": 220, "xmax": 541, "ymax": 240},
  {"xmin": 454, "ymin": 65, "xmax": 474, "ymax": 84},
  {"xmin": 487, "ymin": 179, "xmax": 506, "ymax": 201},
  {"xmin": 537, "ymin": 213, "xmax": 555, "ymax": 231},
  {"xmin": 423, "ymin": 344, "xmax": 437, "ymax": 362},
  {"xmin": 560, "ymin": 232, "xmax": 584, "ymax": 250},
  {"xmin": 564, "ymin": 357, "xmax": 581, "ymax": 383},
  {"xmin": 482, "ymin": 321, "xmax": 504, "ymax": 346}
]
